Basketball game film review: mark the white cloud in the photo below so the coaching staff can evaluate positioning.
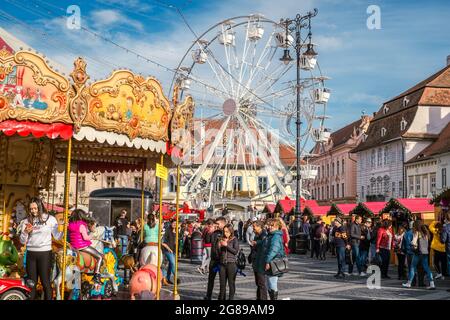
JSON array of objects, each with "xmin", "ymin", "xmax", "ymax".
[
  {"xmin": 90, "ymin": 9, "xmax": 144, "ymax": 31},
  {"xmin": 314, "ymin": 35, "xmax": 343, "ymax": 51}
]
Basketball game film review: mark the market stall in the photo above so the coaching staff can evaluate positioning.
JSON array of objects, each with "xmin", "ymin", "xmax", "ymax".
[
  {"xmin": 327, "ymin": 203, "xmax": 357, "ymax": 223},
  {"xmin": 381, "ymin": 198, "xmax": 434, "ymax": 230},
  {"xmin": 302, "ymin": 205, "xmax": 331, "ymax": 224},
  {"xmin": 349, "ymin": 201, "xmax": 386, "ymax": 219}
]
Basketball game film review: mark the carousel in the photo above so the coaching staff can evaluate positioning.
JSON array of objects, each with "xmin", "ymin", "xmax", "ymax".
[{"xmin": 0, "ymin": 45, "xmax": 194, "ymax": 300}]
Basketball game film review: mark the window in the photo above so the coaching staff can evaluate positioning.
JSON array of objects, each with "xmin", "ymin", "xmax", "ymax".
[
  {"xmin": 415, "ymin": 176, "xmax": 421, "ymax": 196},
  {"xmin": 422, "ymin": 175, "xmax": 428, "ymax": 197},
  {"xmin": 341, "ymin": 183, "xmax": 344, "ymax": 197},
  {"xmin": 399, "ymin": 181, "xmax": 403, "ymax": 197},
  {"xmin": 106, "ymin": 176, "xmax": 115, "ymax": 188},
  {"xmin": 367, "ymin": 184, "xmax": 371, "ymax": 195},
  {"xmin": 384, "ymin": 146, "xmax": 389, "ymax": 165},
  {"xmin": 78, "ymin": 176, "xmax": 86, "ymax": 192},
  {"xmin": 215, "ymin": 176, "xmax": 223, "ymax": 192},
  {"xmin": 408, "ymin": 176, "xmax": 414, "ymax": 195},
  {"xmin": 383, "ymin": 104, "xmax": 389, "ymax": 114},
  {"xmin": 381, "ymin": 127, "xmax": 386, "ymax": 137},
  {"xmin": 317, "ymin": 188, "xmax": 320, "ymax": 200},
  {"xmin": 215, "ymin": 146, "xmax": 224, "ymax": 157},
  {"xmin": 442, "ymin": 168, "xmax": 447, "ymax": 188},
  {"xmin": 377, "ymin": 148, "xmax": 382, "ymax": 167},
  {"xmin": 392, "ymin": 182, "xmax": 396, "ymax": 197},
  {"xmin": 342, "ymin": 159, "xmax": 345, "ymax": 174},
  {"xmin": 332, "ymin": 162, "xmax": 335, "ymax": 176},
  {"xmin": 403, "ymin": 96, "xmax": 409, "ymax": 107},
  {"xmin": 336, "ymin": 184, "xmax": 339, "ymax": 198},
  {"xmin": 337, "ymin": 161, "xmax": 340, "ymax": 176},
  {"xmin": 431, "ymin": 174, "xmax": 436, "ymax": 195},
  {"xmin": 258, "ymin": 176, "xmax": 268, "ymax": 193},
  {"xmin": 317, "ymin": 166, "xmax": 320, "ymax": 179},
  {"xmin": 321, "ymin": 165, "xmax": 325, "ymax": 178},
  {"xmin": 400, "ymin": 118, "xmax": 408, "ymax": 131},
  {"xmin": 361, "ymin": 186, "xmax": 365, "ymax": 199},
  {"xmin": 134, "ymin": 176, "xmax": 143, "ymax": 189},
  {"xmin": 326, "ymin": 186, "xmax": 329, "ymax": 199},
  {"xmin": 169, "ymin": 175, "xmax": 176, "ymax": 192},
  {"xmin": 233, "ymin": 176, "xmax": 242, "ymax": 192},
  {"xmin": 327, "ymin": 164, "xmax": 329, "ymax": 177},
  {"xmin": 321, "ymin": 187, "xmax": 324, "ymax": 200},
  {"xmin": 331, "ymin": 185, "xmax": 335, "ymax": 199},
  {"xmin": 371, "ymin": 150, "xmax": 376, "ymax": 168}
]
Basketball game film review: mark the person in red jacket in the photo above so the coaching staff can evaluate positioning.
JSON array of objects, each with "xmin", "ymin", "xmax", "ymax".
[{"xmin": 376, "ymin": 219, "xmax": 395, "ymax": 279}]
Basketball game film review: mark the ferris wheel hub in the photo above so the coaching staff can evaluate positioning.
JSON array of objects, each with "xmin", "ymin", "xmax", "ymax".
[{"xmin": 223, "ymin": 98, "xmax": 237, "ymax": 116}]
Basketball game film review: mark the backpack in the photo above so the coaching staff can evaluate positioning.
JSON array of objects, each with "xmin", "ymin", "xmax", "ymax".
[{"xmin": 236, "ymin": 249, "xmax": 246, "ymax": 270}]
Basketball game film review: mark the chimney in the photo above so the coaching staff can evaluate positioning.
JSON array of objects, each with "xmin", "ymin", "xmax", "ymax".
[{"xmin": 447, "ymin": 55, "xmax": 450, "ymax": 66}]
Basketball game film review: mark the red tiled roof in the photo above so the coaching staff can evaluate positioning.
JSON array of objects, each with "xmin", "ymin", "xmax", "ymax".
[
  {"xmin": 407, "ymin": 122, "xmax": 450, "ymax": 163},
  {"xmin": 383, "ymin": 198, "xmax": 434, "ymax": 214}
]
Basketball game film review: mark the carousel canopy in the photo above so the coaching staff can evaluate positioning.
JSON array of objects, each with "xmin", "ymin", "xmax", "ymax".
[
  {"xmin": 382, "ymin": 198, "xmax": 434, "ymax": 214},
  {"xmin": 89, "ymin": 187, "xmax": 153, "ymax": 199}
]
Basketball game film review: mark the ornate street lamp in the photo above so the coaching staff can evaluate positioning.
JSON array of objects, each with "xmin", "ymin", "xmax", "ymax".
[{"xmin": 280, "ymin": 9, "xmax": 318, "ymax": 237}]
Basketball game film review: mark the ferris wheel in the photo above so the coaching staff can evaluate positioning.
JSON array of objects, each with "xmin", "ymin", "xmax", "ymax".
[{"xmin": 171, "ymin": 14, "xmax": 331, "ymax": 208}]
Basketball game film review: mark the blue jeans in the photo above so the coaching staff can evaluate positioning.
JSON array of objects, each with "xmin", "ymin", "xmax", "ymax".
[
  {"xmin": 164, "ymin": 251, "xmax": 176, "ymax": 281},
  {"xmin": 349, "ymin": 244, "xmax": 361, "ymax": 274},
  {"xmin": 336, "ymin": 246, "xmax": 346, "ymax": 274},
  {"xmin": 369, "ymin": 243, "xmax": 376, "ymax": 262},
  {"xmin": 267, "ymin": 275, "xmax": 278, "ymax": 291},
  {"xmin": 447, "ymin": 252, "xmax": 450, "ymax": 276},
  {"xmin": 359, "ymin": 250, "xmax": 369, "ymax": 272},
  {"xmin": 118, "ymin": 235, "xmax": 129, "ymax": 256},
  {"xmin": 408, "ymin": 254, "xmax": 433, "ymax": 283}
]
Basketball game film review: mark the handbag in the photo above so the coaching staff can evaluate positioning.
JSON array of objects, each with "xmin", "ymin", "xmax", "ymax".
[{"xmin": 269, "ymin": 256, "xmax": 289, "ymax": 276}]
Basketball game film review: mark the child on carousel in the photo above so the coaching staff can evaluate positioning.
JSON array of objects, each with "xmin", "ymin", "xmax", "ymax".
[{"xmin": 68, "ymin": 209, "xmax": 104, "ymax": 284}]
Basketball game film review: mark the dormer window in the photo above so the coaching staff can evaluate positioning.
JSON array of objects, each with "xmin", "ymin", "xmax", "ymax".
[
  {"xmin": 400, "ymin": 117, "xmax": 407, "ymax": 131},
  {"xmin": 362, "ymin": 133, "xmax": 368, "ymax": 142},
  {"xmin": 403, "ymin": 96, "xmax": 409, "ymax": 107},
  {"xmin": 381, "ymin": 127, "xmax": 386, "ymax": 137},
  {"xmin": 383, "ymin": 105, "xmax": 389, "ymax": 114}
]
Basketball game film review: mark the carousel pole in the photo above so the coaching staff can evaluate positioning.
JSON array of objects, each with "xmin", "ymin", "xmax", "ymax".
[
  {"xmin": 173, "ymin": 164, "xmax": 181, "ymax": 298},
  {"xmin": 74, "ymin": 161, "xmax": 79, "ymax": 209},
  {"xmin": 52, "ymin": 169, "xmax": 56, "ymax": 207},
  {"xmin": 140, "ymin": 161, "xmax": 146, "ymax": 242},
  {"xmin": 156, "ymin": 153, "xmax": 164, "ymax": 300},
  {"xmin": 60, "ymin": 137, "xmax": 72, "ymax": 300}
]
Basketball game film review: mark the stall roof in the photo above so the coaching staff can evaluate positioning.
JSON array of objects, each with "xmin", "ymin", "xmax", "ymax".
[
  {"xmin": 328, "ymin": 203, "xmax": 357, "ymax": 216},
  {"xmin": 350, "ymin": 202, "xmax": 386, "ymax": 216},
  {"xmin": 275, "ymin": 198, "xmax": 318, "ymax": 214},
  {"xmin": 304, "ymin": 205, "xmax": 330, "ymax": 216},
  {"xmin": 262, "ymin": 204, "xmax": 276, "ymax": 214},
  {"xmin": 382, "ymin": 198, "xmax": 434, "ymax": 214},
  {"xmin": 89, "ymin": 188, "xmax": 153, "ymax": 199}
]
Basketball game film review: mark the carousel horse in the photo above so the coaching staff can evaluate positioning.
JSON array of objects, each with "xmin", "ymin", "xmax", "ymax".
[
  {"xmin": 0, "ymin": 236, "xmax": 19, "ymax": 277},
  {"xmin": 129, "ymin": 264, "xmax": 162, "ymax": 300},
  {"xmin": 53, "ymin": 225, "xmax": 120, "ymax": 300}
]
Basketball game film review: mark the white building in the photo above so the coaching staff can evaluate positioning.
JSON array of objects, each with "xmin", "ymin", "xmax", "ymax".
[
  {"xmin": 405, "ymin": 122, "xmax": 450, "ymax": 197},
  {"xmin": 353, "ymin": 59, "xmax": 450, "ymax": 201}
]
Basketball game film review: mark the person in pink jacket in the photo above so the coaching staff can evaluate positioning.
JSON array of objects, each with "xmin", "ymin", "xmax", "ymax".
[{"xmin": 68, "ymin": 209, "xmax": 104, "ymax": 283}]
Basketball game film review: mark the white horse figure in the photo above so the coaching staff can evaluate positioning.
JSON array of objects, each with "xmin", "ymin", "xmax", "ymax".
[{"xmin": 53, "ymin": 248, "xmax": 81, "ymax": 300}]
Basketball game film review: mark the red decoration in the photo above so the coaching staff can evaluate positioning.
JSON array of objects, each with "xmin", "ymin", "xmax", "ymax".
[{"xmin": 0, "ymin": 120, "xmax": 73, "ymax": 140}]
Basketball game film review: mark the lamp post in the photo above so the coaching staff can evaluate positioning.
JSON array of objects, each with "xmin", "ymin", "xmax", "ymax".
[{"xmin": 280, "ymin": 9, "xmax": 318, "ymax": 236}]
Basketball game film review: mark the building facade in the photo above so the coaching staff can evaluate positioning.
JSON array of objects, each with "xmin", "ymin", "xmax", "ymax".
[
  {"xmin": 307, "ymin": 115, "xmax": 372, "ymax": 204},
  {"xmin": 353, "ymin": 60, "xmax": 450, "ymax": 202}
]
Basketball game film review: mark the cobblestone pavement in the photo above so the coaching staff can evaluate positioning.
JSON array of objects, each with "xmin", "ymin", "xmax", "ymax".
[
  {"xmin": 116, "ymin": 244, "xmax": 450, "ymax": 300},
  {"xmin": 174, "ymin": 244, "xmax": 450, "ymax": 300}
]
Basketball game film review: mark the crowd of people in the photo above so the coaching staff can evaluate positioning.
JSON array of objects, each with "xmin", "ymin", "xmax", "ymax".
[{"xmin": 9, "ymin": 195, "xmax": 450, "ymax": 300}]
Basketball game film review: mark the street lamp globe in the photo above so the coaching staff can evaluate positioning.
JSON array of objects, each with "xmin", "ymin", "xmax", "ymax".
[{"xmin": 280, "ymin": 49, "xmax": 293, "ymax": 65}]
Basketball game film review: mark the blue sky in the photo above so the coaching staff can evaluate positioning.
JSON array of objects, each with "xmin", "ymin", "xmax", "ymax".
[{"xmin": 0, "ymin": 0, "xmax": 449, "ymax": 133}]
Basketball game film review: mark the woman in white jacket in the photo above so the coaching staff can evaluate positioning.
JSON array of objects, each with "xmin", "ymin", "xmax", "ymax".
[{"xmin": 19, "ymin": 197, "xmax": 63, "ymax": 299}]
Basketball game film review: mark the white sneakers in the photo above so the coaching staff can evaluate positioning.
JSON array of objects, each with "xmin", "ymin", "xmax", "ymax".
[
  {"xmin": 435, "ymin": 273, "xmax": 442, "ymax": 279},
  {"xmin": 402, "ymin": 282, "xmax": 411, "ymax": 288},
  {"xmin": 352, "ymin": 272, "xmax": 359, "ymax": 276},
  {"xmin": 197, "ymin": 267, "xmax": 204, "ymax": 275},
  {"xmin": 360, "ymin": 272, "xmax": 367, "ymax": 277}
]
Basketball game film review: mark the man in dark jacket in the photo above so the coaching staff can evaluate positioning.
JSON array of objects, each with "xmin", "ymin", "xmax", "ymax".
[
  {"xmin": 332, "ymin": 218, "xmax": 349, "ymax": 278},
  {"xmin": 204, "ymin": 216, "xmax": 227, "ymax": 300},
  {"xmin": 349, "ymin": 215, "xmax": 364, "ymax": 276},
  {"xmin": 251, "ymin": 220, "xmax": 268, "ymax": 300},
  {"xmin": 238, "ymin": 219, "xmax": 244, "ymax": 241},
  {"xmin": 359, "ymin": 218, "xmax": 372, "ymax": 274}
]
